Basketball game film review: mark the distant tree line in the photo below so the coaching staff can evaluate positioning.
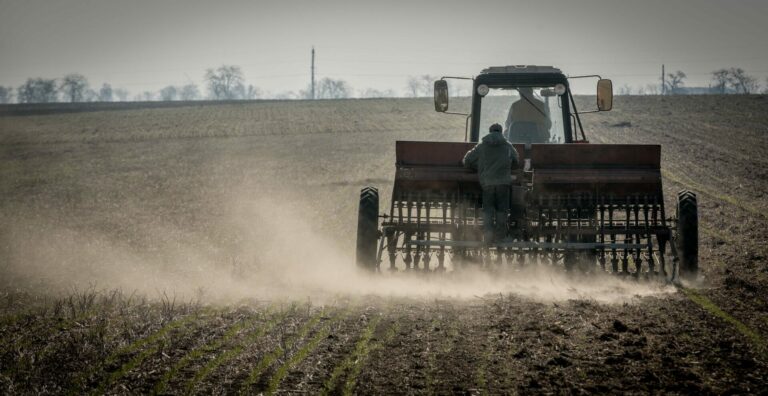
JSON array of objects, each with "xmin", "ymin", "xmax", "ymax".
[
  {"xmin": 664, "ymin": 67, "xmax": 761, "ymax": 95},
  {"xmin": 0, "ymin": 64, "xmax": 459, "ymax": 104},
  {"xmin": 710, "ymin": 67, "xmax": 760, "ymax": 94},
  {"xmin": 615, "ymin": 67, "xmax": 765, "ymax": 96},
  {"xmin": 24, "ymin": 65, "xmax": 766, "ymax": 102},
  {"xmin": 1, "ymin": 74, "xmax": 129, "ymax": 104},
  {"xmin": 0, "ymin": 65, "xmax": 394, "ymax": 103},
  {"xmin": 0, "ymin": 66, "xmax": 475, "ymax": 104}
]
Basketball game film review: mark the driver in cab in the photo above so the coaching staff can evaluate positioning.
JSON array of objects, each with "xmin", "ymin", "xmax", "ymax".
[{"xmin": 503, "ymin": 87, "xmax": 551, "ymax": 143}]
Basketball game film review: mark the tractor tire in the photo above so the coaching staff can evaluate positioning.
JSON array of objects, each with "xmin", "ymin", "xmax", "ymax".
[
  {"xmin": 356, "ymin": 187, "xmax": 379, "ymax": 271},
  {"xmin": 677, "ymin": 190, "xmax": 698, "ymax": 281}
]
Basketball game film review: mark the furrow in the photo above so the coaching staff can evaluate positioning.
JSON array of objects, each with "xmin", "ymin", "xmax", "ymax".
[
  {"xmin": 427, "ymin": 314, "xmax": 460, "ymax": 395},
  {"xmin": 181, "ymin": 305, "xmax": 295, "ymax": 394},
  {"xmin": 0, "ymin": 308, "xmax": 97, "ymax": 356},
  {"xmin": 321, "ymin": 316, "xmax": 382, "ymax": 396},
  {"xmin": 92, "ymin": 311, "xmax": 210, "ymax": 394},
  {"xmin": 473, "ymin": 336, "xmax": 494, "ymax": 396},
  {"xmin": 681, "ymin": 287, "xmax": 768, "ymax": 360},
  {"xmin": 239, "ymin": 308, "xmax": 332, "ymax": 393},
  {"xmin": 661, "ymin": 169, "xmax": 766, "ymax": 220},
  {"xmin": 343, "ymin": 321, "xmax": 400, "ymax": 396},
  {"xmin": 152, "ymin": 310, "xmax": 269, "ymax": 395},
  {"xmin": 423, "ymin": 317, "xmax": 441, "ymax": 396},
  {"xmin": 265, "ymin": 322, "xmax": 333, "ymax": 395},
  {"xmin": 592, "ymin": 127, "xmax": 766, "ymax": 220},
  {"xmin": 67, "ymin": 310, "xmax": 204, "ymax": 394}
]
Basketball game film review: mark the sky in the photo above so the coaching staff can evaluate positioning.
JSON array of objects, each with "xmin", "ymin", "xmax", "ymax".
[{"xmin": 1, "ymin": 0, "xmax": 767, "ymax": 97}]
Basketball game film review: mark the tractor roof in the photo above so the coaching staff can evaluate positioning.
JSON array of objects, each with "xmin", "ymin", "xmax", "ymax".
[
  {"xmin": 480, "ymin": 65, "xmax": 563, "ymax": 75},
  {"xmin": 476, "ymin": 65, "xmax": 567, "ymax": 86}
]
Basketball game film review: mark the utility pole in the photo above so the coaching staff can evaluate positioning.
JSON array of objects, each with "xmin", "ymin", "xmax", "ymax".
[
  {"xmin": 661, "ymin": 64, "xmax": 665, "ymax": 95},
  {"xmin": 311, "ymin": 47, "xmax": 315, "ymax": 99}
]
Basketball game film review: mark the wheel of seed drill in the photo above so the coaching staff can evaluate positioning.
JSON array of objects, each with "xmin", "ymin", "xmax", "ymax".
[
  {"xmin": 677, "ymin": 190, "xmax": 698, "ymax": 281},
  {"xmin": 356, "ymin": 187, "xmax": 379, "ymax": 271}
]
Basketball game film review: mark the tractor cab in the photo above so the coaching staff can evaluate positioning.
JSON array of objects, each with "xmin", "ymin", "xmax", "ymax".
[{"xmin": 434, "ymin": 65, "xmax": 613, "ymax": 143}]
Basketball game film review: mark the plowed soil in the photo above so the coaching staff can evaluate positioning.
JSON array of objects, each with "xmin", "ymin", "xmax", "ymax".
[{"xmin": 1, "ymin": 95, "xmax": 767, "ymax": 394}]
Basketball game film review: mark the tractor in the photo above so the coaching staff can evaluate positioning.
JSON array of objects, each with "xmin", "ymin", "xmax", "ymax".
[{"xmin": 356, "ymin": 65, "xmax": 698, "ymax": 281}]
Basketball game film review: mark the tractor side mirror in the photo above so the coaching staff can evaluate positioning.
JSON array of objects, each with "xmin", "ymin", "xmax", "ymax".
[
  {"xmin": 597, "ymin": 79, "xmax": 613, "ymax": 111},
  {"xmin": 434, "ymin": 80, "xmax": 449, "ymax": 112}
]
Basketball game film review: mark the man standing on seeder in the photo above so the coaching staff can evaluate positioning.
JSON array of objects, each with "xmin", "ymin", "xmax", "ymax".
[{"xmin": 462, "ymin": 123, "xmax": 520, "ymax": 254}]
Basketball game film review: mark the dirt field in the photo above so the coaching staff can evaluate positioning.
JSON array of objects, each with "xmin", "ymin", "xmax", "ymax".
[{"xmin": 1, "ymin": 95, "xmax": 767, "ymax": 394}]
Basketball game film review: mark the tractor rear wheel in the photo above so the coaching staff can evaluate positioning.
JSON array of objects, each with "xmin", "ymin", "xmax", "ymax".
[
  {"xmin": 677, "ymin": 190, "xmax": 698, "ymax": 281},
  {"xmin": 356, "ymin": 187, "xmax": 379, "ymax": 271}
]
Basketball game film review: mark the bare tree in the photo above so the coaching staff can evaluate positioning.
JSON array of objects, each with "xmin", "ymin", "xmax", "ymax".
[
  {"xmin": 359, "ymin": 88, "xmax": 396, "ymax": 98},
  {"xmin": 98, "ymin": 83, "xmax": 113, "ymax": 102},
  {"xmin": 381, "ymin": 89, "xmax": 397, "ymax": 98},
  {"xmin": 419, "ymin": 75, "xmax": 435, "ymax": 96},
  {"xmin": 618, "ymin": 84, "xmax": 633, "ymax": 95},
  {"xmin": 178, "ymin": 84, "xmax": 199, "ymax": 101},
  {"xmin": 275, "ymin": 91, "xmax": 299, "ymax": 100},
  {"xmin": 83, "ymin": 89, "xmax": 98, "ymax": 102},
  {"xmin": 644, "ymin": 83, "xmax": 659, "ymax": 95},
  {"xmin": 711, "ymin": 69, "xmax": 729, "ymax": 94},
  {"xmin": 0, "ymin": 86, "xmax": 12, "ymax": 103},
  {"xmin": 406, "ymin": 75, "xmax": 436, "ymax": 97},
  {"xmin": 136, "ymin": 91, "xmax": 155, "ymax": 101},
  {"xmin": 231, "ymin": 84, "xmax": 247, "ymax": 99},
  {"xmin": 451, "ymin": 80, "xmax": 473, "ymax": 97},
  {"xmin": 17, "ymin": 78, "xmax": 58, "ymax": 103},
  {"xmin": 316, "ymin": 78, "xmax": 351, "ymax": 99},
  {"xmin": 406, "ymin": 77, "xmax": 421, "ymax": 97},
  {"xmin": 159, "ymin": 85, "xmax": 178, "ymax": 101},
  {"xmin": 764, "ymin": 78, "xmax": 768, "ymax": 94},
  {"xmin": 60, "ymin": 73, "xmax": 89, "ymax": 102},
  {"xmin": 114, "ymin": 88, "xmax": 129, "ymax": 101},
  {"xmin": 205, "ymin": 65, "xmax": 245, "ymax": 100},
  {"xmin": 359, "ymin": 88, "xmax": 377, "ymax": 98},
  {"xmin": 665, "ymin": 70, "xmax": 686, "ymax": 94},
  {"xmin": 727, "ymin": 67, "xmax": 758, "ymax": 94},
  {"xmin": 297, "ymin": 86, "xmax": 311, "ymax": 99},
  {"xmin": 244, "ymin": 84, "xmax": 261, "ymax": 99}
]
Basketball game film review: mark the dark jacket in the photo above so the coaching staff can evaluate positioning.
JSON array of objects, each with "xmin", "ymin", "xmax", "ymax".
[{"xmin": 462, "ymin": 131, "xmax": 520, "ymax": 187}]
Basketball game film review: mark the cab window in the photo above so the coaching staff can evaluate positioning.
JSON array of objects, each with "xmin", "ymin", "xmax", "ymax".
[{"xmin": 478, "ymin": 85, "xmax": 565, "ymax": 144}]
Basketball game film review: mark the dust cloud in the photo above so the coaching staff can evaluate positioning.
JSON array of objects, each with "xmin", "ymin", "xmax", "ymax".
[
  {"xmin": 0, "ymin": 185, "xmax": 675, "ymax": 305},
  {"xmin": 224, "ymin": 192, "xmax": 676, "ymax": 304}
]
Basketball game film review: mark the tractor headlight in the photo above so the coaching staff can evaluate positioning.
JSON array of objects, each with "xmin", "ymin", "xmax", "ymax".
[
  {"xmin": 554, "ymin": 84, "xmax": 566, "ymax": 95},
  {"xmin": 477, "ymin": 84, "xmax": 489, "ymax": 97}
]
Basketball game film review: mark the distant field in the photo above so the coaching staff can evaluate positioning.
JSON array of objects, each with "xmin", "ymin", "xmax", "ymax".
[{"xmin": 1, "ymin": 95, "xmax": 767, "ymax": 393}]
